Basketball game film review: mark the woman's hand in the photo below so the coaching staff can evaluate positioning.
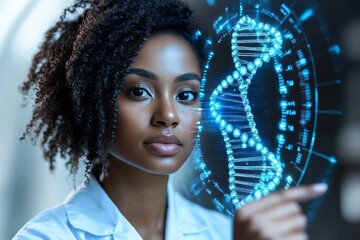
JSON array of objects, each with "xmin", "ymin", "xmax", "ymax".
[{"xmin": 233, "ymin": 184, "xmax": 328, "ymax": 240}]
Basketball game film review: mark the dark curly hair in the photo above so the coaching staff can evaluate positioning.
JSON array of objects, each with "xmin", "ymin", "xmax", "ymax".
[{"xmin": 21, "ymin": 0, "xmax": 208, "ymax": 176}]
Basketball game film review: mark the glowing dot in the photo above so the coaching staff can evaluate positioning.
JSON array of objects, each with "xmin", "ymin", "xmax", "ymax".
[
  {"xmin": 254, "ymin": 190, "xmax": 262, "ymax": 199},
  {"xmin": 261, "ymin": 147, "xmax": 269, "ymax": 155},
  {"xmin": 240, "ymin": 66, "xmax": 247, "ymax": 76},
  {"xmin": 240, "ymin": 133, "xmax": 249, "ymax": 143},
  {"xmin": 262, "ymin": 53, "xmax": 270, "ymax": 63},
  {"xmin": 233, "ymin": 128, "xmax": 241, "ymax": 138},
  {"xmin": 221, "ymin": 80, "xmax": 228, "ymax": 88},
  {"xmin": 248, "ymin": 137, "xmax": 256, "ymax": 147},
  {"xmin": 286, "ymin": 175, "xmax": 293, "ymax": 182},
  {"xmin": 246, "ymin": 112, "xmax": 254, "ymax": 120},
  {"xmin": 232, "ymin": 199, "xmax": 240, "ymax": 207},
  {"xmin": 264, "ymin": 23, "xmax": 270, "ymax": 30},
  {"xmin": 220, "ymin": 119, "xmax": 227, "ymax": 128},
  {"xmin": 226, "ymin": 75, "xmax": 234, "ymax": 84},
  {"xmin": 217, "ymin": 85, "xmax": 223, "ymax": 93},
  {"xmin": 268, "ymin": 182, "xmax": 275, "ymax": 190},
  {"xmin": 262, "ymin": 188, "xmax": 269, "ymax": 196},
  {"xmin": 206, "ymin": 0, "xmax": 215, "ymax": 6},
  {"xmin": 256, "ymin": 143, "xmax": 263, "ymax": 151},
  {"xmin": 226, "ymin": 124, "xmax": 234, "ymax": 133},
  {"xmin": 269, "ymin": 48, "xmax": 276, "ymax": 56},
  {"xmin": 215, "ymin": 115, "xmax": 221, "ymax": 123},
  {"xmin": 254, "ymin": 58, "xmax": 263, "ymax": 67},
  {"xmin": 230, "ymin": 190, "xmax": 237, "ymax": 198},
  {"xmin": 240, "ymin": 17, "xmax": 246, "ymax": 24},
  {"xmin": 233, "ymin": 70, "xmax": 240, "ymax": 80},
  {"xmin": 243, "ymin": 98, "xmax": 249, "ymax": 105},
  {"xmin": 229, "ymin": 176, "xmax": 235, "ymax": 184},
  {"xmin": 232, "ymin": 50, "xmax": 237, "ymax": 58},
  {"xmin": 247, "ymin": 62, "xmax": 256, "ymax": 71}
]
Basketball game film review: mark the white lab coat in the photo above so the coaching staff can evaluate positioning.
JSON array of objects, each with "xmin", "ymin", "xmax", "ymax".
[{"xmin": 13, "ymin": 175, "xmax": 232, "ymax": 239}]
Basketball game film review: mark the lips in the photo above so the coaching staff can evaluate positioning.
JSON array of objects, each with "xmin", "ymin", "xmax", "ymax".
[{"xmin": 144, "ymin": 135, "xmax": 182, "ymax": 156}]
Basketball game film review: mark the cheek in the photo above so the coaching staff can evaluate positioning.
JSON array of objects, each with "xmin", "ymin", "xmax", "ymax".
[
  {"xmin": 180, "ymin": 106, "xmax": 200, "ymax": 137},
  {"xmin": 115, "ymin": 104, "xmax": 148, "ymax": 141}
]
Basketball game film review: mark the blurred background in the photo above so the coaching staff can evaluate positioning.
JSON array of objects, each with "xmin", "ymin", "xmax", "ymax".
[{"xmin": 0, "ymin": 0, "xmax": 359, "ymax": 239}]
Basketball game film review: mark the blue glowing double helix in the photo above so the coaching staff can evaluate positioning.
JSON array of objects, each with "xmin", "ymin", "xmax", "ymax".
[{"xmin": 209, "ymin": 16, "xmax": 284, "ymax": 208}]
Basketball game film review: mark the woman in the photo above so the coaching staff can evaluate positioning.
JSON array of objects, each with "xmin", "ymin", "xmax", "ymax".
[{"xmin": 14, "ymin": 0, "xmax": 327, "ymax": 239}]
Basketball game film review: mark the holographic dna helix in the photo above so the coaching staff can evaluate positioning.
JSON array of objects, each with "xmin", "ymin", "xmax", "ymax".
[
  {"xmin": 178, "ymin": 0, "xmax": 341, "ymax": 215},
  {"xmin": 209, "ymin": 15, "xmax": 284, "ymax": 208}
]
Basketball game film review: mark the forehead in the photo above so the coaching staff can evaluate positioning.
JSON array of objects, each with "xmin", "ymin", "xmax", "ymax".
[{"xmin": 130, "ymin": 33, "xmax": 201, "ymax": 77}]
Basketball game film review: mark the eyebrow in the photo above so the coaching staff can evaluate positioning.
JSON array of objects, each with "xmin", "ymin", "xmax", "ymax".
[{"xmin": 127, "ymin": 68, "xmax": 201, "ymax": 82}]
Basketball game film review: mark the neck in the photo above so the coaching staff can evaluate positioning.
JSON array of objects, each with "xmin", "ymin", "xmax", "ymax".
[{"xmin": 99, "ymin": 155, "xmax": 168, "ymax": 239}]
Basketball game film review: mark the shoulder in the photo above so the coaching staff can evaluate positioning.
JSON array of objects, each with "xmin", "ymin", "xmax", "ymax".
[
  {"xmin": 13, "ymin": 177, "xmax": 121, "ymax": 239},
  {"xmin": 13, "ymin": 204, "xmax": 76, "ymax": 240}
]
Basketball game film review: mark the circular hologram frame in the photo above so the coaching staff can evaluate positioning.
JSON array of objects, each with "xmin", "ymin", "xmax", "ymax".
[{"xmin": 177, "ymin": 0, "xmax": 341, "ymax": 215}]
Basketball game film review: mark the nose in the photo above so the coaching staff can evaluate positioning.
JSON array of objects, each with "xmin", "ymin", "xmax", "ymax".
[{"xmin": 151, "ymin": 98, "xmax": 180, "ymax": 128}]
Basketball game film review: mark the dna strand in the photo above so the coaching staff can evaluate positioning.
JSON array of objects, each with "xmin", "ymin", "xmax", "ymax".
[{"xmin": 209, "ymin": 16, "xmax": 284, "ymax": 208}]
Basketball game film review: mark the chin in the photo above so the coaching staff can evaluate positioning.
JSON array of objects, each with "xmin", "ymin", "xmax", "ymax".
[{"xmin": 140, "ymin": 158, "xmax": 187, "ymax": 175}]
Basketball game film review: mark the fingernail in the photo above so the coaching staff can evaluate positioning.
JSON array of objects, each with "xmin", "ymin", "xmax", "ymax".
[{"xmin": 312, "ymin": 183, "xmax": 328, "ymax": 192}]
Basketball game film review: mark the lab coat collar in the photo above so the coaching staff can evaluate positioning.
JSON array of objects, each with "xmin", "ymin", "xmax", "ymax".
[
  {"xmin": 165, "ymin": 180, "xmax": 208, "ymax": 238},
  {"xmin": 64, "ymin": 175, "xmax": 208, "ymax": 238}
]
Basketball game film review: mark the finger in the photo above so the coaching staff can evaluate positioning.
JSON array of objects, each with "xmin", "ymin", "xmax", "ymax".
[
  {"xmin": 279, "ymin": 232, "xmax": 308, "ymax": 240},
  {"xmin": 280, "ymin": 183, "xmax": 328, "ymax": 203},
  {"xmin": 271, "ymin": 214, "xmax": 307, "ymax": 236},
  {"xmin": 255, "ymin": 201, "xmax": 302, "ymax": 221},
  {"xmin": 245, "ymin": 214, "xmax": 307, "ymax": 238},
  {"xmin": 236, "ymin": 183, "xmax": 327, "ymax": 219}
]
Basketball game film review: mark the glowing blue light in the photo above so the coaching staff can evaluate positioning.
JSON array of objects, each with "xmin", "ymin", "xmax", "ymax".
[
  {"xmin": 254, "ymin": 58, "xmax": 263, "ymax": 67},
  {"xmin": 239, "ymin": 66, "xmax": 247, "ymax": 76},
  {"xmin": 233, "ymin": 70, "xmax": 240, "ymax": 80},
  {"xmin": 247, "ymin": 62, "xmax": 256, "ymax": 71},
  {"xmin": 300, "ymin": 9, "xmax": 314, "ymax": 22},
  {"xmin": 262, "ymin": 53, "xmax": 271, "ymax": 63},
  {"xmin": 240, "ymin": 133, "xmax": 249, "ymax": 143},
  {"xmin": 226, "ymin": 75, "xmax": 234, "ymax": 84},
  {"xmin": 329, "ymin": 44, "xmax": 341, "ymax": 55},
  {"xmin": 221, "ymin": 80, "xmax": 229, "ymax": 88},
  {"xmin": 206, "ymin": 15, "xmax": 284, "ymax": 209},
  {"xmin": 226, "ymin": 124, "xmax": 234, "ymax": 133},
  {"xmin": 233, "ymin": 128, "xmax": 241, "ymax": 138}
]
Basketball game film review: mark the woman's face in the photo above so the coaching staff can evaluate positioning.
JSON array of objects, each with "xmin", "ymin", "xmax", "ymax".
[{"xmin": 109, "ymin": 33, "xmax": 202, "ymax": 175}]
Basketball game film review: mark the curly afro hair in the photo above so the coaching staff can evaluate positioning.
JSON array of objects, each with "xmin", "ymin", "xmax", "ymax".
[{"xmin": 21, "ymin": 0, "xmax": 208, "ymax": 176}]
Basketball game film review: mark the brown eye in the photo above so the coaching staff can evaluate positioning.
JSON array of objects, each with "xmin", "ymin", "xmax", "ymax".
[
  {"xmin": 176, "ymin": 91, "xmax": 197, "ymax": 102},
  {"xmin": 126, "ymin": 86, "xmax": 152, "ymax": 99},
  {"xmin": 132, "ymin": 88, "xmax": 145, "ymax": 96}
]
